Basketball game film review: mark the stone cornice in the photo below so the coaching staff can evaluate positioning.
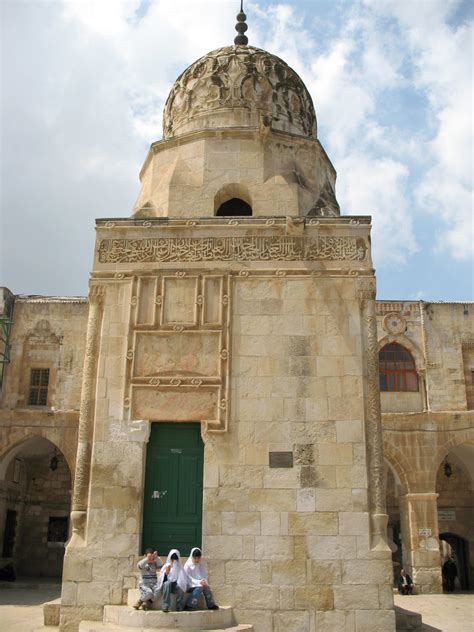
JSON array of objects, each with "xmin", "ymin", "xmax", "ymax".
[
  {"xmin": 95, "ymin": 216, "xmax": 372, "ymax": 228},
  {"xmin": 382, "ymin": 409, "xmax": 474, "ymax": 431},
  {"xmin": 0, "ymin": 408, "xmax": 80, "ymax": 424}
]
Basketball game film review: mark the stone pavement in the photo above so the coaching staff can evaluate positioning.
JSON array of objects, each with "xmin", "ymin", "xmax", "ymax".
[
  {"xmin": 0, "ymin": 580, "xmax": 60, "ymax": 632},
  {"xmin": 394, "ymin": 592, "xmax": 473, "ymax": 632},
  {"xmin": 0, "ymin": 582, "xmax": 472, "ymax": 632}
]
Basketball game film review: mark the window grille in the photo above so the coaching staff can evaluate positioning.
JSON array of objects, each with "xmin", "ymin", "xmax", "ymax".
[
  {"xmin": 379, "ymin": 343, "xmax": 418, "ymax": 392},
  {"xmin": 28, "ymin": 368, "xmax": 50, "ymax": 405}
]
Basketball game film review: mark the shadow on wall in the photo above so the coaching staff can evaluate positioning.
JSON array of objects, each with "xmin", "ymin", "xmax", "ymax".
[{"xmin": 0, "ymin": 436, "xmax": 71, "ymax": 579}]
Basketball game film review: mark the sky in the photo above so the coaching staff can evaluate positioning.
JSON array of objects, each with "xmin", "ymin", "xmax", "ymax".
[{"xmin": 1, "ymin": 0, "xmax": 473, "ymax": 300}]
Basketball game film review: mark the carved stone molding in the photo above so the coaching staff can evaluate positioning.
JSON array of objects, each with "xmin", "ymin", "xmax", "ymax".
[
  {"xmin": 98, "ymin": 236, "xmax": 367, "ymax": 264},
  {"xmin": 124, "ymin": 273, "xmax": 231, "ymax": 432},
  {"xmin": 128, "ymin": 419, "xmax": 151, "ymax": 443},
  {"xmin": 359, "ymin": 285, "xmax": 389, "ymax": 550},
  {"xmin": 89, "ymin": 284, "xmax": 106, "ymax": 304},
  {"xmin": 356, "ymin": 277, "xmax": 376, "ymax": 304},
  {"xmin": 163, "ymin": 45, "xmax": 316, "ymax": 139},
  {"xmin": 71, "ymin": 287, "xmax": 105, "ymax": 539}
]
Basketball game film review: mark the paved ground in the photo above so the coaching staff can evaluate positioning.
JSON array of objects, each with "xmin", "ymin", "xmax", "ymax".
[
  {"xmin": 0, "ymin": 582, "xmax": 472, "ymax": 631},
  {"xmin": 394, "ymin": 592, "xmax": 474, "ymax": 632},
  {"xmin": 0, "ymin": 580, "xmax": 60, "ymax": 631}
]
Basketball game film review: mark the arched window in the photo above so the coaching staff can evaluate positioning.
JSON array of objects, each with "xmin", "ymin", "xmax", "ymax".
[
  {"xmin": 379, "ymin": 343, "xmax": 419, "ymax": 392},
  {"xmin": 216, "ymin": 198, "xmax": 252, "ymax": 217}
]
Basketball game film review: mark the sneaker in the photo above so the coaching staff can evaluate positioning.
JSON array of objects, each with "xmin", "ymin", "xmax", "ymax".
[
  {"xmin": 184, "ymin": 606, "xmax": 194, "ymax": 611},
  {"xmin": 162, "ymin": 607, "xmax": 169, "ymax": 613},
  {"xmin": 209, "ymin": 605, "xmax": 219, "ymax": 610},
  {"xmin": 132, "ymin": 600, "xmax": 142, "ymax": 610}
]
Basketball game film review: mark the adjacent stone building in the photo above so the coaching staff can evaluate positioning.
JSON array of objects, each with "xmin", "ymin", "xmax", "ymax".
[{"xmin": 0, "ymin": 13, "xmax": 472, "ymax": 632}]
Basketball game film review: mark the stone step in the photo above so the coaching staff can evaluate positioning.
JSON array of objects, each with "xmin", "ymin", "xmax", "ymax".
[
  {"xmin": 103, "ymin": 604, "xmax": 235, "ymax": 629},
  {"xmin": 127, "ymin": 588, "xmax": 209, "ymax": 610},
  {"xmin": 395, "ymin": 605, "xmax": 423, "ymax": 631},
  {"xmin": 43, "ymin": 597, "xmax": 61, "ymax": 626},
  {"xmin": 79, "ymin": 620, "xmax": 253, "ymax": 632}
]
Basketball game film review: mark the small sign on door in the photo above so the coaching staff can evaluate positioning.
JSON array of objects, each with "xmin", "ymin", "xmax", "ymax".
[{"xmin": 152, "ymin": 490, "xmax": 167, "ymax": 499}]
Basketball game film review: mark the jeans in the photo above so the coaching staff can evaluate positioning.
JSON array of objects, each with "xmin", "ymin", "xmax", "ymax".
[
  {"xmin": 161, "ymin": 581, "xmax": 184, "ymax": 610},
  {"xmin": 186, "ymin": 585, "xmax": 216, "ymax": 609}
]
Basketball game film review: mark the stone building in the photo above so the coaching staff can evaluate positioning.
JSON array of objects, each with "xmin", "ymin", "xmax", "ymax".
[{"xmin": 0, "ymin": 9, "xmax": 473, "ymax": 632}]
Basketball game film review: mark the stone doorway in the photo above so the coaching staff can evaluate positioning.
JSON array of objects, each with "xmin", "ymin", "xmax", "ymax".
[
  {"xmin": 0, "ymin": 437, "xmax": 71, "ymax": 579},
  {"xmin": 436, "ymin": 444, "xmax": 474, "ymax": 591},
  {"xmin": 142, "ymin": 422, "xmax": 204, "ymax": 556},
  {"xmin": 440, "ymin": 532, "xmax": 470, "ymax": 590},
  {"xmin": 385, "ymin": 460, "xmax": 403, "ymax": 583}
]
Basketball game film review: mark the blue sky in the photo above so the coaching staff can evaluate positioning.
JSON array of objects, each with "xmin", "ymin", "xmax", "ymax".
[{"xmin": 1, "ymin": 0, "xmax": 473, "ymax": 300}]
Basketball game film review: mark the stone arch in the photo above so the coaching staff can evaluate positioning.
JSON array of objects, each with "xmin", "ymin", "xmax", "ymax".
[
  {"xmin": 0, "ymin": 429, "xmax": 75, "ymax": 479},
  {"xmin": 378, "ymin": 336, "xmax": 426, "ymax": 411},
  {"xmin": 214, "ymin": 183, "xmax": 253, "ymax": 216},
  {"xmin": 434, "ymin": 436, "xmax": 474, "ymax": 590},
  {"xmin": 0, "ymin": 435, "xmax": 72, "ymax": 578},
  {"xmin": 431, "ymin": 431, "xmax": 474, "ymax": 490},
  {"xmin": 377, "ymin": 334, "xmax": 425, "ymax": 373},
  {"xmin": 383, "ymin": 442, "xmax": 411, "ymax": 493}
]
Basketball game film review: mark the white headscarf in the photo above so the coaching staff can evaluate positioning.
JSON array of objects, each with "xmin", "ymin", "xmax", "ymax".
[
  {"xmin": 157, "ymin": 548, "xmax": 188, "ymax": 592},
  {"xmin": 183, "ymin": 547, "xmax": 208, "ymax": 588}
]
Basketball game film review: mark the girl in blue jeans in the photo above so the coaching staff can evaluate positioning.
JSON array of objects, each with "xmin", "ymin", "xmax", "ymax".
[
  {"xmin": 156, "ymin": 549, "xmax": 187, "ymax": 612},
  {"xmin": 183, "ymin": 547, "xmax": 219, "ymax": 611}
]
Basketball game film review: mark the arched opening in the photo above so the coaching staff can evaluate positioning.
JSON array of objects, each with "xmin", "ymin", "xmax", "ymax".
[
  {"xmin": 379, "ymin": 342, "xmax": 423, "ymax": 413},
  {"xmin": 0, "ymin": 437, "xmax": 71, "ymax": 580},
  {"xmin": 385, "ymin": 460, "xmax": 403, "ymax": 583},
  {"xmin": 440, "ymin": 533, "xmax": 469, "ymax": 591},
  {"xmin": 379, "ymin": 343, "xmax": 418, "ymax": 392},
  {"xmin": 436, "ymin": 444, "xmax": 474, "ymax": 591},
  {"xmin": 216, "ymin": 198, "xmax": 252, "ymax": 217}
]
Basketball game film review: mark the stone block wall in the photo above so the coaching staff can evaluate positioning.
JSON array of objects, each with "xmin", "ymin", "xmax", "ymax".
[{"xmin": 60, "ymin": 216, "xmax": 395, "ymax": 631}]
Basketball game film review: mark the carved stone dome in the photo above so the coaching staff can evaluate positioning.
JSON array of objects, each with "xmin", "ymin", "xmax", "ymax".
[{"xmin": 163, "ymin": 45, "xmax": 317, "ymax": 140}]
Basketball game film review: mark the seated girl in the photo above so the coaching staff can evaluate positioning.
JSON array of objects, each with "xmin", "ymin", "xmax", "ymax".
[
  {"xmin": 134, "ymin": 549, "xmax": 163, "ymax": 610},
  {"xmin": 183, "ymin": 547, "xmax": 219, "ymax": 611},
  {"xmin": 156, "ymin": 548, "xmax": 187, "ymax": 612}
]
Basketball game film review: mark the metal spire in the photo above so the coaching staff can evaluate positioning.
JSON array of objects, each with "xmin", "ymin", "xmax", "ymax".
[{"xmin": 234, "ymin": 0, "xmax": 249, "ymax": 46}]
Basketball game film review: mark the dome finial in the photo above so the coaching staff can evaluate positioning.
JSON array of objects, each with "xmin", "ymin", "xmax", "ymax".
[{"xmin": 234, "ymin": 1, "xmax": 249, "ymax": 46}]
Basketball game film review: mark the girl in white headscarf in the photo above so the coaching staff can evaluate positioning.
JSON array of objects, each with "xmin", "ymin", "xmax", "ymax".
[
  {"xmin": 156, "ymin": 549, "xmax": 187, "ymax": 612},
  {"xmin": 183, "ymin": 547, "xmax": 219, "ymax": 610}
]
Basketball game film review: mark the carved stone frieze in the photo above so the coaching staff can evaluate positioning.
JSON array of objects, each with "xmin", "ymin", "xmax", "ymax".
[
  {"xmin": 98, "ymin": 236, "xmax": 367, "ymax": 264},
  {"xmin": 163, "ymin": 45, "xmax": 317, "ymax": 139}
]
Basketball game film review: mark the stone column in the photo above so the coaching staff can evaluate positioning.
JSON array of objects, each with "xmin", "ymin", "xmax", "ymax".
[
  {"xmin": 398, "ymin": 492, "xmax": 442, "ymax": 593},
  {"xmin": 357, "ymin": 278, "xmax": 390, "ymax": 550},
  {"xmin": 70, "ymin": 284, "xmax": 105, "ymax": 544}
]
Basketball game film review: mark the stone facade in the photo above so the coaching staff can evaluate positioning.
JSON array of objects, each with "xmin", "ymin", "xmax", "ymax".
[
  {"xmin": 0, "ymin": 292, "xmax": 88, "ymax": 579},
  {"xmin": 1, "ymin": 292, "xmax": 472, "ymax": 627},
  {"xmin": 378, "ymin": 301, "xmax": 474, "ymax": 594},
  {"xmin": 0, "ymin": 37, "xmax": 472, "ymax": 632}
]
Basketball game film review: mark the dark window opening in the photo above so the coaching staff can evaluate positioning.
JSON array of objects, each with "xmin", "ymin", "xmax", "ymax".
[
  {"xmin": 2, "ymin": 510, "xmax": 17, "ymax": 557},
  {"xmin": 47, "ymin": 517, "xmax": 68, "ymax": 543},
  {"xmin": 28, "ymin": 368, "xmax": 49, "ymax": 405},
  {"xmin": 379, "ymin": 343, "xmax": 418, "ymax": 392},
  {"xmin": 216, "ymin": 198, "xmax": 252, "ymax": 216}
]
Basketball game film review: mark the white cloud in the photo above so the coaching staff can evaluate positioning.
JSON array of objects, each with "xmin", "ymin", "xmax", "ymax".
[
  {"xmin": 336, "ymin": 154, "xmax": 416, "ymax": 264},
  {"xmin": 366, "ymin": 0, "xmax": 473, "ymax": 260},
  {"xmin": 1, "ymin": 0, "xmax": 472, "ymax": 297}
]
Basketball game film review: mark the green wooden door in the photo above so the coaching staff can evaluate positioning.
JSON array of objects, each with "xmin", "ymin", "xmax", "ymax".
[{"xmin": 142, "ymin": 422, "xmax": 204, "ymax": 555}]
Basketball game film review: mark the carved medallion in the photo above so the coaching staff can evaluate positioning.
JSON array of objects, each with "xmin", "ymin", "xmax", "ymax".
[{"xmin": 383, "ymin": 312, "xmax": 406, "ymax": 335}]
